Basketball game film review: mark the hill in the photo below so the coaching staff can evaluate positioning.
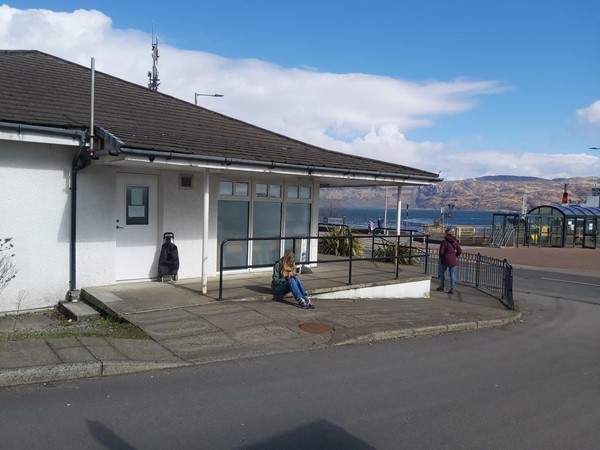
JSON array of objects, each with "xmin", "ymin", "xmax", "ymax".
[{"xmin": 320, "ymin": 176, "xmax": 599, "ymax": 212}]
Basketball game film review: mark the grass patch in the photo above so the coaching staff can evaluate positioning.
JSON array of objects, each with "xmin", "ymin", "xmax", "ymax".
[{"xmin": 0, "ymin": 310, "xmax": 149, "ymax": 342}]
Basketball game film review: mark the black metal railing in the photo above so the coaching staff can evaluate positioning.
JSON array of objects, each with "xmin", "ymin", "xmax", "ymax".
[
  {"xmin": 424, "ymin": 250, "xmax": 514, "ymax": 309},
  {"xmin": 218, "ymin": 230, "xmax": 430, "ymax": 300}
]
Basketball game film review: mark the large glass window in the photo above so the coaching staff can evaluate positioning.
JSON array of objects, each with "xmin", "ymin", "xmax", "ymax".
[
  {"xmin": 217, "ymin": 200, "xmax": 249, "ymax": 269},
  {"xmin": 252, "ymin": 202, "xmax": 282, "ymax": 265},
  {"xmin": 217, "ymin": 179, "xmax": 312, "ymax": 270},
  {"xmin": 285, "ymin": 203, "xmax": 311, "ymax": 262}
]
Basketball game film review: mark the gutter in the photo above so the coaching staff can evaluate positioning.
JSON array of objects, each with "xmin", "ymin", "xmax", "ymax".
[
  {"xmin": 95, "ymin": 145, "xmax": 441, "ymax": 185},
  {"xmin": 93, "ymin": 127, "xmax": 442, "ymax": 184},
  {"xmin": 0, "ymin": 121, "xmax": 85, "ymax": 141}
]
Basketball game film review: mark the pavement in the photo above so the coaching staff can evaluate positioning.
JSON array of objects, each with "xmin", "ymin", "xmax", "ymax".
[{"xmin": 1, "ymin": 246, "xmax": 598, "ymax": 388}]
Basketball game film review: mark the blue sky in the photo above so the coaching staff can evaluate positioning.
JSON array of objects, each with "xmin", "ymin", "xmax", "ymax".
[{"xmin": 2, "ymin": 1, "xmax": 600, "ymax": 179}]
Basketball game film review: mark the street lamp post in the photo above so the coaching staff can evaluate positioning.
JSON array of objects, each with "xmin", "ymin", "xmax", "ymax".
[
  {"xmin": 195, "ymin": 92, "xmax": 224, "ymax": 105},
  {"xmin": 441, "ymin": 203, "xmax": 455, "ymax": 230}
]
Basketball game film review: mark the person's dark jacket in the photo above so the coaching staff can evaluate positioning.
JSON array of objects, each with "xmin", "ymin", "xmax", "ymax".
[
  {"xmin": 271, "ymin": 261, "xmax": 285, "ymax": 289},
  {"xmin": 439, "ymin": 234, "xmax": 462, "ymax": 267}
]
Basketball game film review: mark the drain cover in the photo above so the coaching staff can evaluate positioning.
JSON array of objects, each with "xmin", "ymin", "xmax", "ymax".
[{"xmin": 299, "ymin": 323, "xmax": 335, "ymax": 334}]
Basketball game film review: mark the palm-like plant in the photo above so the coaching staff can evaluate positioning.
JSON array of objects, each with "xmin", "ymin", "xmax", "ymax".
[
  {"xmin": 372, "ymin": 240, "xmax": 419, "ymax": 266},
  {"xmin": 318, "ymin": 226, "xmax": 365, "ymax": 257}
]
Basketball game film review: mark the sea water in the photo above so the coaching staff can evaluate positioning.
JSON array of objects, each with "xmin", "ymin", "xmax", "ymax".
[{"xmin": 319, "ymin": 207, "xmax": 496, "ymax": 229}]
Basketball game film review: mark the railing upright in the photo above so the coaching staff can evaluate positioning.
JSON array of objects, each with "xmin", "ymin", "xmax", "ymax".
[
  {"xmin": 475, "ymin": 253, "xmax": 481, "ymax": 288},
  {"xmin": 219, "ymin": 240, "xmax": 225, "ymax": 300}
]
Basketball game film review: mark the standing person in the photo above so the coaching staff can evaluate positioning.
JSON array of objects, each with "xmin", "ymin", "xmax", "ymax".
[
  {"xmin": 437, "ymin": 228, "xmax": 462, "ymax": 294},
  {"xmin": 367, "ymin": 220, "xmax": 374, "ymax": 234},
  {"xmin": 271, "ymin": 251, "xmax": 315, "ymax": 309}
]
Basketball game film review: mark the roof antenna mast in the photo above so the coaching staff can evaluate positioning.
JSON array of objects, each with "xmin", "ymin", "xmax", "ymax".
[{"xmin": 147, "ymin": 24, "xmax": 160, "ymax": 91}]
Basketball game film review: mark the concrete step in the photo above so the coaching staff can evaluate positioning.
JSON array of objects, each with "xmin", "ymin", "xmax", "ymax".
[{"xmin": 57, "ymin": 301, "xmax": 101, "ymax": 321}]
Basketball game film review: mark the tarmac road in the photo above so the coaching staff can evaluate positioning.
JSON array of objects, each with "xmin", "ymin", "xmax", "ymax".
[
  {"xmin": 515, "ymin": 267, "xmax": 600, "ymax": 305},
  {"xmin": 0, "ymin": 286, "xmax": 599, "ymax": 449}
]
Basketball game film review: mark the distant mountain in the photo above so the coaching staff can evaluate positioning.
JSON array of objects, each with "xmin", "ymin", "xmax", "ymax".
[
  {"xmin": 475, "ymin": 175, "xmax": 547, "ymax": 182},
  {"xmin": 320, "ymin": 176, "xmax": 599, "ymax": 212}
]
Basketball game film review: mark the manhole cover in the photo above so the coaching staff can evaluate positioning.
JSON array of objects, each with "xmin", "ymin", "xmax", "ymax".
[{"xmin": 299, "ymin": 323, "xmax": 335, "ymax": 334}]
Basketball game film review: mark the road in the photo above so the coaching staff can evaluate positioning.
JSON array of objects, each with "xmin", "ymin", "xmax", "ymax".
[
  {"xmin": 514, "ymin": 267, "xmax": 600, "ymax": 305},
  {"xmin": 1, "ymin": 269, "xmax": 599, "ymax": 449}
]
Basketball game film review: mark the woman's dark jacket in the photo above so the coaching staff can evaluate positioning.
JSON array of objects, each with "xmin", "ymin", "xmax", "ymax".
[
  {"xmin": 271, "ymin": 261, "xmax": 286, "ymax": 289},
  {"xmin": 439, "ymin": 235, "xmax": 462, "ymax": 267}
]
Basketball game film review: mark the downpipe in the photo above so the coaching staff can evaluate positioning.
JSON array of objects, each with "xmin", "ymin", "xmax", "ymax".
[{"xmin": 69, "ymin": 136, "xmax": 93, "ymax": 299}]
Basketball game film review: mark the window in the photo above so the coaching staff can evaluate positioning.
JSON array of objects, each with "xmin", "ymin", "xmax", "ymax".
[
  {"xmin": 234, "ymin": 182, "xmax": 249, "ymax": 196},
  {"xmin": 126, "ymin": 186, "xmax": 149, "ymax": 225},
  {"xmin": 255, "ymin": 183, "xmax": 281, "ymax": 198},
  {"xmin": 287, "ymin": 185, "xmax": 311, "ymax": 199},
  {"xmin": 287, "ymin": 185, "xmax": 299, "ymax": 199},
  {"xmin": 252, "ymin": 202, "xmax": 282, "ymax": 265},
  {"xmin": 217, "ymin": 200, "xmax": 249, "ymax": 268},
  {"xmin": 256, "ymin": 183, "xmax": 268, "ymax": 197},
  {"xmin": 220, "ymin": 181, "xmax": 249, "ymax": 197},
  {"xmin": 299, "ymin": 186, "xmax": 311, "ymax": 199},
  {"xmin": 219, "ymin": 181, "xmax": 233, "ymax": 196},
  {"xmin": 269, "ymin": 184, "xmax": 281, "ymax": 198}
]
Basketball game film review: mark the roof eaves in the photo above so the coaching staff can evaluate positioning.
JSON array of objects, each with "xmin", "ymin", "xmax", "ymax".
[{"xmin": 110, "ymin": 146, "xmax": 442, "ymax": 184}]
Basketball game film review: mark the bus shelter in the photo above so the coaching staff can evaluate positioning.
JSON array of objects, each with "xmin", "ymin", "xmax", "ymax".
[{"xmin": 527, "ymin": 205, "xmax": 600, "ymax": 248}]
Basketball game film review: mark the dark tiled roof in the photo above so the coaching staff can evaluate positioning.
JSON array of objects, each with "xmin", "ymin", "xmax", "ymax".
[{"xmin": 0, "ymin": 50, "xmax": 440, "ymax": 181}]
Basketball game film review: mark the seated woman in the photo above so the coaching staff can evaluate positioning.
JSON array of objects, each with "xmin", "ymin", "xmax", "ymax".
[{"xmin": 271, "ymin": 251, "xmax": 314, "ymax": 309}]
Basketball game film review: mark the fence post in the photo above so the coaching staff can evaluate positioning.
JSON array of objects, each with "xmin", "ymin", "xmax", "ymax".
[
  {"xmin": 348, "ymin": 234, "xmax": 353, "ymax": 284},
  {"xmin": 424, "ymin": 239, "xmax": 429, "ymax": 274},
  {"xmin": 395, "ymin": 233, "xmax": 400, "ymax": 278},
  {"xmin": 475, "ymin": 253, "xmax": 481, "ymax": 288},
  {"xmin": 503, "ymin": 259, "xmax": 514, "ymax": 309},
  {"xmin": 219, "ymin": 240, "xmax": 226, "ymax": 300}
]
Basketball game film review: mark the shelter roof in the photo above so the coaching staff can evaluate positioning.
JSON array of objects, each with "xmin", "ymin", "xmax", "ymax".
[{"xmin": 528, "ymin": 204, "xmax": 600, "ymax": 218}]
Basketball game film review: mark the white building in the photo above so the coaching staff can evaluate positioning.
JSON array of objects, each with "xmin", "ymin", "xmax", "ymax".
[{"xmin": 0, "ymin": 50, "xmax": 441, "ymax": 314}]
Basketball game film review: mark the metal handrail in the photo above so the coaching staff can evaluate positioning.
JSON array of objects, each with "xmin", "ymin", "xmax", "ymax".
[{"xmin": 218, "ymin": 230, "xmax": 430, "ymax": 300}]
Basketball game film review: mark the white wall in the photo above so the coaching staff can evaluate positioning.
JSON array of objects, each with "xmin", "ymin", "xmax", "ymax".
[
  {"xmin": 0, "ymin": 141, "xmax": 75, "ymax": 313},
  {"xmin": 160, "ymin": 170, "xmax": 204, "ymax": 279},
  {"xmin": 0, "ymin": 141, "xmax": 323, "ymax": 312},
  {"xmin": 76, "ymin": 165, "xmax": 117, "ymax": 287}
]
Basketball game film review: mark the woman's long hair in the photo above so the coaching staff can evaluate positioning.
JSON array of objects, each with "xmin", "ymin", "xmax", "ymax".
[{"xmin": 280, "ymin": 251, "xmax": 295, "ymax": 277}]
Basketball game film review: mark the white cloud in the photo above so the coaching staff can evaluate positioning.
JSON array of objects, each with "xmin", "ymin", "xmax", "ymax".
[
  {"xmin": 577, "ymin": 100, "xmax": 600, "ymax": 125},
  {"xmin": 438, "ymin": 151, "xmax": 600, "ymax": 181},
  {"xmin": 1, "ymin": 5, "xmax": 599, "ymax": 180}
]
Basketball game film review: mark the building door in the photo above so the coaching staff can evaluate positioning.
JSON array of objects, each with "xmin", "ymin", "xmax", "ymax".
[{"xmin": 115, "ymin": 173, "xmax": 159, "ymax": 280}]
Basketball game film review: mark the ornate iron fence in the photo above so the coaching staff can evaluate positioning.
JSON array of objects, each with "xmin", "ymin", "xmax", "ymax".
[{"xmin": 424, "ymin": 250, "xmax": 514, "ymax": 309}]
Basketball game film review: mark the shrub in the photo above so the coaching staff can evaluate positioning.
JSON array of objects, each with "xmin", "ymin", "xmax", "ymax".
[
  {"xmin": 0, "ymin": 238, "xmax": 17, "ymax": 295},
  {"xmin": 318, "ymin": 226, "xmax": 365, "ymax": 257},
  {"xmin": 373, "ymin": 240, "xmax": 419, "ymax": 266}
]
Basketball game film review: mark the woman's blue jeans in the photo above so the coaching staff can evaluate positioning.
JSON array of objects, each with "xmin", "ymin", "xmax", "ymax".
[
  {"xmin": 439, "ymin": 263, "xmax": 457, "ymax": 290},
  {"xmin": 272, "ymin": 277, "xmax": 307, "ymax": 301}
]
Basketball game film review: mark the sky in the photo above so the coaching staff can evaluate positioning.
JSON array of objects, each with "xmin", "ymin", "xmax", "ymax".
[{"xmin": 1, "ymin": 1, "xmax": 600, "ymax": 180}]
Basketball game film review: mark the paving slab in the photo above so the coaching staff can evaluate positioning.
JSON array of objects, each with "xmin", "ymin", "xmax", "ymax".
[{"xmin": 0, "ymin": 341, "xmax": 60, "ymax": 369}]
